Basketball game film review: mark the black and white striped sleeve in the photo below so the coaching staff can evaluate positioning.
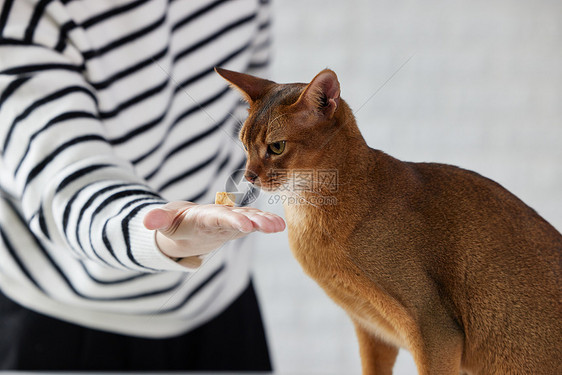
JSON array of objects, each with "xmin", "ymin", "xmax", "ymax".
[{"xmin": 0, "ymin": 1, "xmax": 189, "ymax": 273}]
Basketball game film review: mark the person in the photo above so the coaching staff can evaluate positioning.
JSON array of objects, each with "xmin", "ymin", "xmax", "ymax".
[{"xmin": 0, "ymin": 0, "xmax": 284, "ymax": 371}]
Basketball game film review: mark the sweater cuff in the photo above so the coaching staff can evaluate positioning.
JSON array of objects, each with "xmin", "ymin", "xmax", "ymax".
[{"xmin": 128, "ymin": 204, "xmax": 201, "ymax": 272}]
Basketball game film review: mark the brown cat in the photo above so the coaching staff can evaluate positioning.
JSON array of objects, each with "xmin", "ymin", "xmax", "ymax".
[{"xmin": 216, "ymin": 67, "xmax": 562, "ymax": 375}]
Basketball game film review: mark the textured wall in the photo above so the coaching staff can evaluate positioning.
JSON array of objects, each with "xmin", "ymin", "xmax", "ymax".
[{"xmin": 253, "ymin": 0, "xmax": 562, "ymax": 373}]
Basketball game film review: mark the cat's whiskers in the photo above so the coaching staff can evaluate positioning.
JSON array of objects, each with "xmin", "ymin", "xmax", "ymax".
[
  {"xmin": 259, "ymin": 176, "xmax": 288, "ymax": 192},
  {"xmin": 227, "ymin": 111, "xmax": 246, "ymax": 133}
]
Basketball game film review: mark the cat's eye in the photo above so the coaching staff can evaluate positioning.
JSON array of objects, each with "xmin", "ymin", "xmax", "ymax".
[{"xmin": 267, "ymin": 141, "xmax": 286, "ymax": 155}]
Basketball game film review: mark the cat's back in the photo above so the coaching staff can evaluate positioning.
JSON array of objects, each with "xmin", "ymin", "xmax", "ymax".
[
  {"xmin": 409, "ymin": 160, "xmax": 561, "ymax": 249},
  {"xmin": 360, "ymin": 150, "xmax": 561, "ymax": 272},
  {"xmin": 365, "ymin": 150, "xmax": 560, "ymax": 242}
]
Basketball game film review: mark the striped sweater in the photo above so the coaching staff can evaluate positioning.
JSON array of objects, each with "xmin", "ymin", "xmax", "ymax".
[{"xmin": 0, "ymin": 0, "xmax": 270, "ymax": 337}]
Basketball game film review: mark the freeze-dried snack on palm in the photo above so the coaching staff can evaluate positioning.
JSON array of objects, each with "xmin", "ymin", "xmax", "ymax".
[{"xmin": 215, "ymin": 192, "xmax": 235, "ymax": 206}]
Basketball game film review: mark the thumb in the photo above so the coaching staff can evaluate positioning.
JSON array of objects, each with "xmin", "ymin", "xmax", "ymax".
[{"xmin": 143, "ymin": 207, "xmax": 176, "ymax": 231}]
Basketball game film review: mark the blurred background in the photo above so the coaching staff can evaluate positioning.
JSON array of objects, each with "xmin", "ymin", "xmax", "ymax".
[{"xmin": 251, "ymin": 0, "xmax": 562, "ymax": 374}]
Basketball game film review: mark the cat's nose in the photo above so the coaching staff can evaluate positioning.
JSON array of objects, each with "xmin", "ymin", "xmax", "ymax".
[{"xmin": 245, "ymin": 171, "xmax": 259, "ymax": 184}]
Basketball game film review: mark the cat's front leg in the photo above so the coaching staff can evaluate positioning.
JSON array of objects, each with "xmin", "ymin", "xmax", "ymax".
[
  {"xmin": 353, "ymin": 322, "xmax": 399, "ymax": 375},
  {"xmin": 408, "ymin": 321, "xmax": 464, "ymax": 375}
]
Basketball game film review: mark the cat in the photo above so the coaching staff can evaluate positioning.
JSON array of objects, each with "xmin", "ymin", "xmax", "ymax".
[{"xmin": 216, "ymin": 67, "xmax": 562, "ymax": 375}]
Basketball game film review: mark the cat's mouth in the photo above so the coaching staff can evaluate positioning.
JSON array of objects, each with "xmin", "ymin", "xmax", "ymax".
[{"xmin": 245, "ymin": 170, "xmax": 287, "ymax": 192}]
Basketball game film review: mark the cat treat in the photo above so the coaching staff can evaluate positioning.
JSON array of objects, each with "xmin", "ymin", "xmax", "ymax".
[{"xmin": 214, "ymin": 192, "xmax": 235, "ymax": 206}]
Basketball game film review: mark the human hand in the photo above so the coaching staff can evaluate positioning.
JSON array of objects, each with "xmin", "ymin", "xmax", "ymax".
[{"xmin": 143, "ymin": 201, "xmax": 285, "ymax": 266}]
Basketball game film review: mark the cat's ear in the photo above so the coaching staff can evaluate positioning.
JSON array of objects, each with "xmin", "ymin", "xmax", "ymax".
[
  {"xmin": 294, "ymin": 69, "xmax": 340, "ymax": 119},
  {"xmin": 215, "ymin": 67, "xmax": 274, "ymax": 104}
]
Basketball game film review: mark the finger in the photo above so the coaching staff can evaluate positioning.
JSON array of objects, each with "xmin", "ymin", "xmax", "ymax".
[
  {"xmin": 231, "ymin": 207, "xmax": 286, "ymax": 233},
  {"xmin": 258, "ymin": 212, "xmax": 286, "ymax": 233},
  {"xmin": 231, "ymin": 207, "xmax": 263, "ymax": 214},
  {"xmin": 143, "ymin": 202, "xmax": 196, "ymax": 231},
  {"xmin": 260, "ymin": 215, "xmax": 286, "ymax": 233},
  {"xmin": 143, "ymin": 208, "xmax": 172, "ymax": 230},
  {"xmin": 219, "ymin": 210, "xmax": 255, "ymax": 233},
  {"xmin": 192, "ymin": 206, "xmax": 255, "ymax": 234},
  {"xmin": 239, "ymin": 211, "xmax": 286, "ymax": 233}
]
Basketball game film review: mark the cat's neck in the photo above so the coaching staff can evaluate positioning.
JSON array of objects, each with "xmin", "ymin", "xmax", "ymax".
[
  {"xmin": 282, "ymin": 104, "xmax": 380, "ymax": 237},
  {"xmin": 282, "ymin": 99, "xmax": 415, "ymax": 236},
  {"xmin": 312, "ymin": 100, "xmax": 379, "ymax": 203}
]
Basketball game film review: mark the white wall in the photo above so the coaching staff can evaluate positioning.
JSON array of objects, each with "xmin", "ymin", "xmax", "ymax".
[{"xmin": 253, "ymin": 0, "xmax": 562, "ymax": 373}]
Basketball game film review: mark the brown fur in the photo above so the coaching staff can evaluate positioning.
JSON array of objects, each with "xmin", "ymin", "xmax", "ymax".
[{"xmin": 216, "ymin": 67, "xmax": 562, "ymax": 375}]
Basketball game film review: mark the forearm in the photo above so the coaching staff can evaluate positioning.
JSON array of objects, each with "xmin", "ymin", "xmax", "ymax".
[{"xmin": 0, "ymin": 40, "xmax": 186, "ymax": 273}]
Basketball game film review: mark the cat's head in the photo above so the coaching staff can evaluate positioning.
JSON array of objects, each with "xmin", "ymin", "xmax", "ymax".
[{"xmin": 216, "ymin": 67, "xmax": 350, "ymax": 194}]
